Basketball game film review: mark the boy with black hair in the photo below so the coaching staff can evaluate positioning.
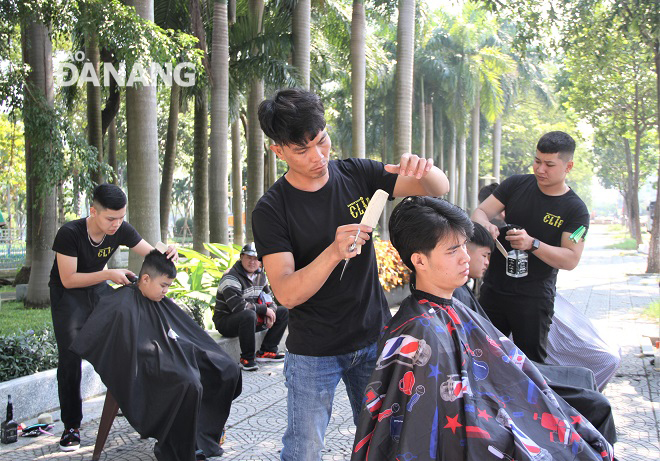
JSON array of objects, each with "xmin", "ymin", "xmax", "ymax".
[
  {"xmin": 72, "ymin": 250, "xmax": 242, "ymax": 461},
  {"xmin": 472, "ymin": 131, "xmax": 590, "ymax": 362},
  {"xmin": 49, "ymin": 183, "xmax": 178, "ymax": 451},
  {"xmin": 452, "ymin": 222, "xmax": 493, "ymax": 317},
  {"xmin": 351, "ymin": 197, "xmax": 612, "ymax": 461},
  {"xmin": 253, "ymin": 88, "xmax": 450, "ymax": 460}
]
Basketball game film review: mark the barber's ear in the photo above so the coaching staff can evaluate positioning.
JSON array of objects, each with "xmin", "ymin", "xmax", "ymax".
[
  {"xmin": 565, "ymin": 160, "xmax": 574, "ymax": 173},
  {"xmin": 410, "ymin": 252, "xmax": 427, "ymax": 272},
  {"xmin": 269, "ymin": 144, "xmax": 283, "ymax": 159}
]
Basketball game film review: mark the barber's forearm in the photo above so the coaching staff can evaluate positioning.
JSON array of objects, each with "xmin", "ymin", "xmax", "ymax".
[
  {"xmin": 420, "ymin": 166, "xmax": 450, "ymax": 196},
  {"xmin": 271, "ymin": 246, "xmax": 344, "ymax": 308},
  {"xmin": 60, "ymin": 270, "xmax": 114, "ymax": 289},
  {"xmin": 532, "ymin": 242, "xmax": 580, "ymax": 270},
  {"xmin": 471, "ymin": 208, "xmax": 490, "ymax": 226}
]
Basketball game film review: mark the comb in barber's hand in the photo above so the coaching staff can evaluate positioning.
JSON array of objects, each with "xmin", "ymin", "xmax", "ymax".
[{"xmin": 340, "ymin": 189, "xmax": 389, "ymax": 280}]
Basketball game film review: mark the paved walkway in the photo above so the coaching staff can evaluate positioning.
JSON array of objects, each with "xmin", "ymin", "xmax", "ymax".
[{"xmin": 1, "ymin": 224, "xmax": 658, "ymax": 460}]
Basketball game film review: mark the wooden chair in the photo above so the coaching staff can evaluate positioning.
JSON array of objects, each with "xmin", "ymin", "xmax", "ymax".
[{"xmin": 92, "ymin": 392, "xmax": 119, "ymax": 461}]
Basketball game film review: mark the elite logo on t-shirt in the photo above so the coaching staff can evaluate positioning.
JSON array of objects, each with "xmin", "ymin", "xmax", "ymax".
[
  {"xmin": 98, "ymin": 247, "xmax": 114, "ymax": 258},
  {"xmin": 347, "ymin": 196, "xmax": 370, "ymax": 218},
  {"xmin": 542, "ymin": 213, "xmax": 564, "ymax": 228}
]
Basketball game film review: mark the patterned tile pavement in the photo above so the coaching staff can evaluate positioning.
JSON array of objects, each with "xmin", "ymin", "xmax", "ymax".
[{"xmin": 1, "ymin": 224, "xmax": 658, "ymax": 460}]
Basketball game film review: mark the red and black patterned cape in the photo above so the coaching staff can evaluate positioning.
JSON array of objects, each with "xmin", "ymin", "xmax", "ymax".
[{"xmin": 351, "ymin": 290, "xmax": 613, "ymax": 461}]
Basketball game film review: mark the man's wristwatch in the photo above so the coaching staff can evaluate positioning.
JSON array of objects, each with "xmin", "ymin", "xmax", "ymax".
[{"xmin": 530, "ymin": 238, "xmax": 540, "ymax": 252}]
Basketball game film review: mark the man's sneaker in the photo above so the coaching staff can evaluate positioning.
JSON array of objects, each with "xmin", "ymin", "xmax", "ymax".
[
  {"xmin": 256, "ymin": 351, "xmax": 285, "ymax": 362},
  {"xmin": 195, "ymin": 449, "xmax": 207, "ymax": 460},
  {"xmin": 240, "ymin": 358, "xmax": 258, "ymax": 371},
  {"xmin": 59, "ymin": 428, "xmax": 80, "ymax": 451}
]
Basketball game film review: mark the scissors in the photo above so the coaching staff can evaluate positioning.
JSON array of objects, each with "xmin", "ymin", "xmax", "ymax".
[{"xmin": 339, "ymin": 229, "xmax": 361, "ymax": 280}]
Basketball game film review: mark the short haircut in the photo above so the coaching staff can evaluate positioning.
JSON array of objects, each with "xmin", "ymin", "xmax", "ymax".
[
  {"xmin": 258, "ymin": 88, "xmax": 327, "ymax": 146},
  {"xmin": 478, "ymin": 183, "xmax": 499, "ymax": 204},
  {"xmin": 536, "ymin": 131, "xmax": 576, "ymax": 161},
  {"xmin": 92, "ymin": 184, "xmax": 127, "ymax": 210},
  {"xmin": 139, "ymin": 249, "xmax": 177, "ymax": 279},
  {"xmin": 389, "ymin": 197, "xmax": 474, "ymax": 272},
  {"xmin": 469, "ymin": 222, "xmax": 494, "ymax": 251}
]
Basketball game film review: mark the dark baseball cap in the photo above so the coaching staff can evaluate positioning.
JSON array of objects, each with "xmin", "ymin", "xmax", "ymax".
[{"xmin": 241, "ymin": 242, "xmax": 258, "ymax": 257}]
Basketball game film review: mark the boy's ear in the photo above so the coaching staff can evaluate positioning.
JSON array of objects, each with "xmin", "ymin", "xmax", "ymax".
[
  {"xmin": 410, "ymin": 252, "xmax": 426, "ymax": 272},
  {"xmin": 140, "ymin": 273, "xmax": 150, "ymax": 283}
]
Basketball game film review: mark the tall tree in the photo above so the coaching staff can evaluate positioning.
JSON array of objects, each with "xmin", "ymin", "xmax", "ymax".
[
  {"xmin": 394, "ymin": 0, "xmax": 415, "ymax": 163},
  {"xmin": 292, "ymin": 0, "xmax": 311, "ymax": 89},
  {"xmin": 23, "ymin": 20, "xmax": 57, "ymax": 306},
  {"xmin": 126, "ymin": 0, "xmax": 161, "ymax": 272},
  {"xmin": 193, "ymin": 91, "xmax": 210, "ymax": 252},
  {"xmin": 160, "ymin": 82, "xmax": 180, "ymax": 241},
  {"xmin": 245, "ymin": 0, "xmax": 265, "ymax": 242},
  {"xmin": 351, "ymin": 0, "xmax": 366, "ymax": 158},
  {"xmin": 86, "ymin": 31, "xmax": 104, "ymax": 184},
  {"xmin": 209, "ymin": 0, "xmax": 230, "ymax": 244}
]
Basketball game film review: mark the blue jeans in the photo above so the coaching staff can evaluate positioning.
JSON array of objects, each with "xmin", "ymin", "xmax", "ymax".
[{"xmin": 280, "ymin": 342, "xmax": 378, "ymax": 461}]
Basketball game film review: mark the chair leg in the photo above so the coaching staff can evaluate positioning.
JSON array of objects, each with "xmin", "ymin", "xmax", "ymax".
[{"xmin": 92, "ymin": 391, "xmax": 119, "ymax": 461}]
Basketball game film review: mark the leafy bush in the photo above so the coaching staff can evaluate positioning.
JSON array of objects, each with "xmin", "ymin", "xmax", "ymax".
[
  {"xmin": 174, "ymin": 217, "xmax": 193, "ymax": 237},
  {"xmin": 374, "ymin": 240, "xmax": 410, "ymax": 292},
  {"xmin": 0, "ymin": 326, "xmax": 58, "ymax": 382},
  {"xmin": 169, "ymin": 243, "xmax": 242, "ymax": 327}
]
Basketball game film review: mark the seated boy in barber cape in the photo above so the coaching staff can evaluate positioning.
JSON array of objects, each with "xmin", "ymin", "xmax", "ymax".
[{"xmin": 72, "ymin": 248, "xmax": 242, "ymax": 461}]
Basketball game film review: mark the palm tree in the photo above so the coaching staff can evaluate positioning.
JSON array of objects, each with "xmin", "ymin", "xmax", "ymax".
[
  {"xmin": 125, "ymin": 0, "xmax": 161, "ymax": 272},
  {"xmin": 394, "ymin": 0, "xmax": 415, "ymax": 162},
  {"xmin": 209, "ymin": 0, "xmax": 230, "ymax": 244},
  {"xmin": 23, "ymin": 20, "xmax": 57, "ymax": 306},
  {"xmin": 86, "ymin": 31, "xmax": 103, "ymax": 184},
  {"xmin": 351, "ymin": 0, "xmax": 366, "ymax": 158},
  {"xmin": 292, "ymin": 0, "xmax": 311, "ymax": 89},
  {"xmin": 160, "ymin": 81, "xmax": 181, "ymax": 241},
  {"xmin": 193, "ymin": 90, "xmax": 210, "ymax": 253}
]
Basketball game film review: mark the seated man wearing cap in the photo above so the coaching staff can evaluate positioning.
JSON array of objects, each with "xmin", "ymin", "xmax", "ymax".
[{"xmin": 214, "ymin": 243, "xmax": 289, "ymax": 371}]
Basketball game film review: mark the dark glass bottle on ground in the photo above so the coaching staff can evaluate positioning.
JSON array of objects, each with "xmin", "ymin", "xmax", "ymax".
[{"xmin": 1, "ymin": 395, "xmax": 18, "ymax": 444}]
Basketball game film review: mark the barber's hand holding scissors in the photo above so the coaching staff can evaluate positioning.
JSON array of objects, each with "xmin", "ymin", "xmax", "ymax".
[
  {"xmin": 505, "ymin": 228, "xmax": 533, "ymax": 250},
  {"xmin": 333, "ymin": 224, "xmax": 373, "ymax": 261},
  {"xmin": 384, "ymin": 153, "xmax": 434, "ymax": 179}
]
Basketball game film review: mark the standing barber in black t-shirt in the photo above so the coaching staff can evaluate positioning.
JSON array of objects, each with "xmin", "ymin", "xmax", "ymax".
[
  {"xmin": 472, "ymin": 131, "xmax": 589, "ymax": 363},
  {"xmin": 252, "ymin": 88, "xmax": 449, "ymax": 461},
  {"xmin": 49, "ymin": 184, "xmax": 178, "ymax": 452}
]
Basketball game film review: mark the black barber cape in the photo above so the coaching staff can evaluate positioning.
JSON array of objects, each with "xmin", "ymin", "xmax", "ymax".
[
  {"xmin": 71, "ymin": 285, "xmax": 241, "ymax": 461},
  {"xmin": 351, "ymin": 290, "xmax": 613, "ymax": 461}
]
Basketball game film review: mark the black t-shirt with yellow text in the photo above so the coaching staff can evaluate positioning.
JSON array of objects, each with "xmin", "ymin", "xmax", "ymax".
[
  {"xmin": 252, "ymin": 158, "xmax": 398, "ymax": 356},
  {"xmin": 482, "ymin": 174, "xmax": 589, "ymax": 299},
  {"xmin": 49, "ymin": 218, "xmax": 142, "ymax": 287}
]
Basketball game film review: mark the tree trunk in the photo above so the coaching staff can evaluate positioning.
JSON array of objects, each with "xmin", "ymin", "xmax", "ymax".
[
  {"xmin": 86, "ymin": 31, "xmax": 103, "ymax": 184},
  {"xmin": 394, "ymin": 0, "xmax": 415, "ymax": 163},
  {"xmin": 470, "ymin": 88, "xmax": 480, "ymax": 213},
  {"xmin": 437, "ymin": 113, "xmax": 444, "ymax": 171},
  {"xmin": 160, "ymin": 82, "xmax": 180, "ymax": 242},
  {"xmin": 193, "ymin": 92, "xmax": 209, "ymax": 254},
  {"xmin": 292, "ymin": 0, "xmax": 310, "ymax": 89},
  {"xmin": 622, "ymin": 138, "xmax": 641, "ymax": 243},
  {"xmin": 209, "ymin": 0, "xmax": 230, "ymax": 244},
  {"xmin": 459, "ymin": 132, "xmax": 467, "ymax": 210},
  {"xmin": 419, "ymin": 78, "xmax": 425, "ymax": 158},
  {"xmin": 246, "ymin": 0, "xmax": 264, "ymax": 243},
  {"xmin": 425, "ymin": 99, "xmax": 433, "ymax": 163},
  {"xmin": 647, "ymin": 40, "xmax": 660, "ymax": 273},
  {"xmin": 107, "ymin": 118, "xmax": 118, "ymax": 184},
  {"xmin": 231, "ymin": 114, "xmax": 244, "ymax": 246},
  {"xmin": 23, "ymin": 20, "xmax": 57, "ymax": 306},
  {"xmin": 492, "ymin": 116, "xmax": 502, "ymax": 183},
  {"xmin": 125, "ymin": 0, "xmax": 160, "ymax": 272},
  {"xmin": 448, "ymin": 123, "xmax": 457, "ymax": 204},
  {"xmin": 351, "ymin": 0, "xmax": 366, "ymax": 158}
]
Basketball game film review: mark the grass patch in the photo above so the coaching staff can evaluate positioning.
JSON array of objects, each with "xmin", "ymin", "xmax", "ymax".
[
  {"xmin": 642, "ymin": 300, "xmax": 660, "ymax": 321},
  {"xmin": 0, "ymin": 300, "xmax": 52, "ymax": 335},
  {"xmin": 606, "ymin": 238, "xmax": 639, "ymax": 250},
  {"xmin": 0, "ymin": 286, "xmax": 14, "ymax": 293}
]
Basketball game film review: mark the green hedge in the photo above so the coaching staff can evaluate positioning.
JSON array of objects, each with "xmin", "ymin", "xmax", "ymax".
[{"xmin": 0, "ymin": 326, "xmax": 58, "ymax": 382}]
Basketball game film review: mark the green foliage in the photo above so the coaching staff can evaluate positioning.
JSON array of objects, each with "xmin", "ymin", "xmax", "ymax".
[
  {"xmin": 642, "ymin": 300, "xmax": 660, "ymax": 321},
  {"xmin": 606, "ymin": 238, "xmax": 639, "ymax": 250},
  {"xmin": 0, "ymin": 325, "xmax": 58, "ymax": 382},
  {"xmin": 168, "ymin": 243, "xmax": 242, "ymax": 305}
]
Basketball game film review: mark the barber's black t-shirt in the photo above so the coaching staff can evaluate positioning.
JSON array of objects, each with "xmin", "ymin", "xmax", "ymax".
[
  {"xmin": 482, "ymin": 174, "xmax": 589, "ymax": 299},
  {"xmin": 252, "ymin": 158, "xmax": 398, "ymax": 356},
  {"xmin": 49, "ymin": 218, "xmax": 142, "ymax": 287}
]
